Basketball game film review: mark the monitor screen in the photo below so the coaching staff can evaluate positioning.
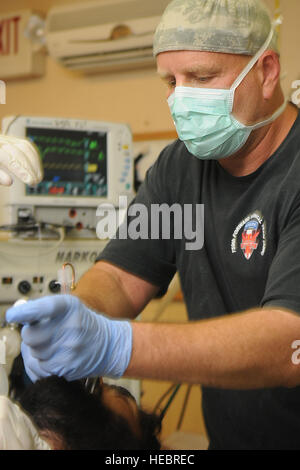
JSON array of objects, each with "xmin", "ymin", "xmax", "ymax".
[{"xmin": 26, "ymin": 127, "xmax": 108, "ymax": 197}]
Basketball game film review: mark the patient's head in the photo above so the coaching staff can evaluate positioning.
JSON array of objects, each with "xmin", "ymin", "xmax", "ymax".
[{"xmin": 18, "ymin": 376, "xmax": 161, "ymax": 450}]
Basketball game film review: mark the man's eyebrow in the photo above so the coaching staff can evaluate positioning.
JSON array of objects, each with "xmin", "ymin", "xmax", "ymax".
[
  {"xmin": 184, "ymin": 64, "xmax": 222, "ymax": 74},
  {"xmin": 157, "ymin": 65, "xmax": 222, "ymax": 78}
]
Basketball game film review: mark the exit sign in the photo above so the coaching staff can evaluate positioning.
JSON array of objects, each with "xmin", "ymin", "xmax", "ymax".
[{"xmin": 0, "ymin": 10, "xmax": 45, "ymax": 80}]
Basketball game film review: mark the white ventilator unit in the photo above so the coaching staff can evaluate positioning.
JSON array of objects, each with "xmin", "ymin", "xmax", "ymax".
[
  {"xmin": 2, "ymin": 115, "xmax": 134, "ymax": 231},
  {"xmin": 45, "ymin": 0, "xmax": 170, "ymax": 72}
]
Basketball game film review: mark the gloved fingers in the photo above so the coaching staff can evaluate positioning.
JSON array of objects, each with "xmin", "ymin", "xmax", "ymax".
[
  {"xmin": 21, "ymin": 319, "xmax": 56, "ymax": 348},
  {"xmin": 21, "ymin": 323, "xmax": 91, "ymax": 380},
  {"xmin": 25, "ymin": 344, "xmax": 58, "ymax": 362},
  {"xmin": 22, "ymin": 340, "xmax": 78, "ymax": 380},
  {"xmin": 41, "ymin": 351, "xmax": 84, "ymax": 381},
  {"xmin": 0, "ymin": 132, "xmax": 44, "ymax": 185},
  {"xmin": 13, "ymin": 140, "xmax": 43, "ymax": 183},
  {"xmin": 0, "ymin": 144, "xmax": 38, "ymax": 186},
  {"xmin": 10, "ymin": 295, "xmax": 131, "ymax": 382},
  {"xmin": 22, "ymin": 311, "xmax": 84, "ymax": 361},
  {"xmin": 23, "ymin": 323, "xmax": 80, "ymax": 352},
  {"xmin": 6, "ymin": 295, "xmax": 72, "ymax": 325},
  {"xmin": 21, "ymin": 325, "xmax": 66, "ymax": 362},
  {"xmin": 0, "ymin": 168, "xmax": 12, "ymax": 186},
  {"xmin": 2, "ymin": 137, "xmax": 41, "ymax": 176},
  {"xmin": 0, "ymin": 134, "xmax": 43, "ymax": 176},
  {"xmin": 21, "ymin": 343, "xmax": 50, "ymax": 383}
]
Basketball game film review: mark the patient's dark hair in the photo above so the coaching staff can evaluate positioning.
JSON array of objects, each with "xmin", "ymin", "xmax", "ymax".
[{"xmin": 19, "ymin": 376, "xmax": 161, "ymax": 450}]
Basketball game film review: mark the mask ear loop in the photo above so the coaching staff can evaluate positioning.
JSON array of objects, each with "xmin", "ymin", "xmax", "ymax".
[
  {"xmin": 227, "ymin": 22, "xmax": 278, "ymax": 112},
  {"xmin": 230, "ymin": 17, "xmax": 287, "ymax": 129}
]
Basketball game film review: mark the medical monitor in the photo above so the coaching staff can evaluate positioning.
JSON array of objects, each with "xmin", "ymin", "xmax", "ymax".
[{"xmin": 3, "ymin": 116, "xmax": 134, "ymax": 208}]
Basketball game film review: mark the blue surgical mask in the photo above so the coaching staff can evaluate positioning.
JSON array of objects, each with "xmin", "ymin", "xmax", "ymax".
[{"xmin": 167, "ymin": 27, "xmax": 287, "ymax": 160}]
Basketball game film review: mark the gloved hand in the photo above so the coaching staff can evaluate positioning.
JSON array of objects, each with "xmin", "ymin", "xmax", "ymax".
[
  {"xmin": 6, "ymin": 295, "xmax": 133, "ymax": 382},
  {"xmin": 0, "ymin": 134, "xmax": 43, "ymax": 186},
  {"xmin": 0, "ymin": 396, "xmax": 51, "ymax": 450}
]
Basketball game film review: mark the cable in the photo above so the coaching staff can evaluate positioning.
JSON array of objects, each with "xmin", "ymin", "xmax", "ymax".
[
  {"xmin": 152, "ymin": 383, "xmax": 178, "ymax": 415},
  {"xmin": 2, "ymin": 115, "xmax": 21, "ymax": 135},
  {"xmin": 176, "ymin": 384, "xmax": 192, "ymax": 430},
  {"xmin": 0, "ymin": 225, "xmax": 65, "ymax": 258},
  {"xmin": 0, "ymin": 221, "xmax": 73, "ymax": 232},
  {"xmin": 159, "ymin": 384, "xmax": 181, "ymax": 421}
]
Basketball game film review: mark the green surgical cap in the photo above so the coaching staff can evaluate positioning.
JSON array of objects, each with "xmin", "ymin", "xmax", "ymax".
[{"xmin": 153, "ymin": 0, "xmax": 279, "ymax": 57}]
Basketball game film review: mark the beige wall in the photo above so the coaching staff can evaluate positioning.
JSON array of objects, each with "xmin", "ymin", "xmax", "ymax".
[
  {"xmin": 0, "ymin": 0, "xmax": 173, "ymax": 135},
  {"xmin": 0, "ymin": 0, "xmax": 299, "ymax": 136},
  {"xmin": 264, "ymin": 0, "xmax": 300, "ymax": 93}
]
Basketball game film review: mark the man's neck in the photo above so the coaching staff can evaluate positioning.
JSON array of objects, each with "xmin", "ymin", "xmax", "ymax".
[{"xmin": 218, "ymin": 103, "xmax": 299, "ymax": 177}]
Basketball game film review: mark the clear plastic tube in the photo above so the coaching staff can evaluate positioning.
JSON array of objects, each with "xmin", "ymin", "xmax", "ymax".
[{"xmin": 57, "ymin": 263, "xmax": 76, "ymax": 294}]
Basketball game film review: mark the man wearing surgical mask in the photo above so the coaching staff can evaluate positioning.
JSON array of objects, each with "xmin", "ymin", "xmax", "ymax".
[{"xmin": 6, "ymin": 0, "xmax": 300, "ymax": 450}]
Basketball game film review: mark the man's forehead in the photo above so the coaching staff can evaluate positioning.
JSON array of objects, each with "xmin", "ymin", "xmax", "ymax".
[{"xmin": 156, "ymin": 50, "xmax": 249, "ymax": 77}]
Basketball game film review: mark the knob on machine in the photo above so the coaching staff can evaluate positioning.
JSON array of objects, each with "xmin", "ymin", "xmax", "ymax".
[
  {"xmin": 17, "ymin": 281, "xmax": 31, "ymax": 295},
  {"xmin": 48, "ymin": 280, "xmax": 61, "ymax": 293}
]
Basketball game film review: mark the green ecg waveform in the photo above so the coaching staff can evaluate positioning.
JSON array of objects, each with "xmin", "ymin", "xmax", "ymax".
[
  {"xmin": 43, "ymin": 162, "xmax": 82, "ymax": 170},
  {"xmin": 41, "ymin": 146, "xmax": 85, "ymax": 159},
  {"xmin": 30, "ymin": 135, "xmax": 95, "ymax": 160},
  {"xmin": 31, "ymin": 135, "xmax": 88, "ymax": 147}
]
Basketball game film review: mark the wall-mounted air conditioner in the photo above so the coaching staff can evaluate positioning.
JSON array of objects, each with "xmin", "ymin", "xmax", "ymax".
[{"xmin": 45, "ymin": 0, "xmax": 170, "ymax": 73}]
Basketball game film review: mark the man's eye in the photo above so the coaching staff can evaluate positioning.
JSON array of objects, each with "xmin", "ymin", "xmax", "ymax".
[{"xmin": 195, "ymin": 77, "xmax": 210, "ymax": 82}]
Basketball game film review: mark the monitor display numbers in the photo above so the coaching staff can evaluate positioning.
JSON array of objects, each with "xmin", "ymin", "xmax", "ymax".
[{"xmin": 26, "ymin": 127, "xmax": 108, "ymax": 197}]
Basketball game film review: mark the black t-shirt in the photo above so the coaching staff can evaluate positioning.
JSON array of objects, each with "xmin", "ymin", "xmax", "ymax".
[{"xmin": 97, "ymin": 110, "xmax": 300, "ymax": 449}]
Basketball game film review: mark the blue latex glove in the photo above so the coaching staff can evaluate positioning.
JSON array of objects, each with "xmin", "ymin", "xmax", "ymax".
[{"xmin": 6, "ymin": 295, "xmax": 133, "ymax": 383}]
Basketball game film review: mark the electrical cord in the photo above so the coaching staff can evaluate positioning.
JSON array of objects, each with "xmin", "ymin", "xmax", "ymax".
[
  {"xmin": 159, "ymin": 384, "xmax": 181, "ymax": 422},
  {"xmin": 152, "ymin": 382, "xmax": 182, "ymax": 424},
  {"xmin": 0, "ymin": 221, "xmax": 72, "ymax": 233},
  {"xmin": 152, "ymin": 383, "xmax": 178, "ymax": 415},
  {"xmin": 0, "ymin": 225, "xmax": 65, "ymax": 257},
  {"xmin": 176, "ymin": 384, "xmax": 192, "ymax": 430},
  {"xmin": 2, "ymin": 115, "xmax": 21, "ymax": 135},
  {"xmin": 152, "ymin": 382, "xmax": 193, "ymax": 431}
]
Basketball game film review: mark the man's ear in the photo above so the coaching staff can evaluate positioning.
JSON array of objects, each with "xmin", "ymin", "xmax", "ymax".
[{"xmin": 257, "ymin": 50, "xmax": 281, "ymax": 100}]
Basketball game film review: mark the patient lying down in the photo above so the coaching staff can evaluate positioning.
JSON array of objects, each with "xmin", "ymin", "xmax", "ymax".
[{"xmin": 12, "ymin": 376, "xmax": 161, "ymax": 450}]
